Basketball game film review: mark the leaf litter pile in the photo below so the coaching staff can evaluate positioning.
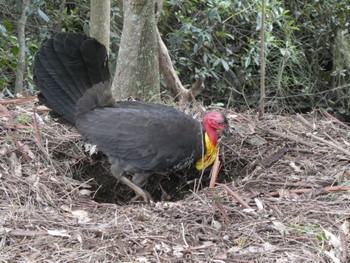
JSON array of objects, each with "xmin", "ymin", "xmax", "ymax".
[{"xmin": 0, "ymin": 97, "xmax": 349, "ymax": 263}]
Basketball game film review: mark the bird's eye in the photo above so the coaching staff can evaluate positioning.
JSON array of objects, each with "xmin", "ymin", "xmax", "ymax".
[{"xmin": 217, "ymin": 121, "xmax": 223, "ymax": 125}]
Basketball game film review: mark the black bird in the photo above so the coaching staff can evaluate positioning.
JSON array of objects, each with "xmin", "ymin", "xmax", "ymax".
[{"xmin": 34, "ymin": 32, "xmax": 231, "ymax": 202}]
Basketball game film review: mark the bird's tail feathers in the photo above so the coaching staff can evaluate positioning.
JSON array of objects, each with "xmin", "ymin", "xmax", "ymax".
[{"xmin": 34, "ymin": 32, "xmax": 110, "ymax": 124}]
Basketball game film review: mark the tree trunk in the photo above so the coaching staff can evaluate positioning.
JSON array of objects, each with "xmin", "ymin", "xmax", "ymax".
[
  {"xmin": 259, "ymin": 0, "xmax": 266, "ymax": 118},
  {"xmin": 90, "ymin": 0, "xmax": 110, "ymax": 53},
  {"xmin": 111, "ymin": 0, "xmax": 159, "ymax": 101},
  {"xmin": 14, "ymin": 0, "xmax": 30, "ymax": 96}
]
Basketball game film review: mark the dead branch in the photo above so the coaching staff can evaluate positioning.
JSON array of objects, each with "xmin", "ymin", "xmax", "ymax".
[
  {"xmin": 267, "ymin": 185, "xmax": 350, "ymax": 197},
  {"xmin": 222, "ymin": 185, "xmax": 252, "ymax": 209},
  {"xmin": 33, "ymin": 107, "xmax": 43, "ymax": 144},
  {"xmin": 1, "ymin": 229, "xmax": 47, "ymax": 237},
  {"xmin": 260, "ymin": 147, "xmax": 314, "ymax": 168},
  {"xmin": 157, "ymin": 28, "xmax": 203, "ymax": 102},
  {"xmin": 0, "ymin": 96, "xmax": 37, "ymax": 105},
  {"xmin": 319, "ymin": 108, "xmax": 350, "ymax": 130},
  {"xmin": 7, "ymin": 128, "xmax": 32, "ymax": 162},
  {"xmin": 295, "ymin": 114, "xmax": 316, "ymax": 130},
  {"xmin": 306, "ymin": 132, "xmax": 350, "ymax": 158},
  {"xmin": 209, "ymin": 148, "xmax": 220, "ymax": 188},
  {"xmin": 262, "ymin": 127, "xmax": 316, "ymax": 148}
]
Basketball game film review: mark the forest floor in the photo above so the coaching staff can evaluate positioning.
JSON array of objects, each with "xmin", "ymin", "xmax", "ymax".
[{"xmin": 0, "ymin": 97, "xmax": 349, "ymax": 263}]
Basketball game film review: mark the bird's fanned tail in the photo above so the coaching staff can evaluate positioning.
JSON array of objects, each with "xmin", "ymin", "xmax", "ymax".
[{"xmin": 34, "ymin": 32, "xmax": 110, "ymax": 124}]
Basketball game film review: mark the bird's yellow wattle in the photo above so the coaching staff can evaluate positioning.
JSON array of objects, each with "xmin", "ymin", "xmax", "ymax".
[{"xmin": 195, "ymin": 132, "xmax": 218, "ymax": 170}]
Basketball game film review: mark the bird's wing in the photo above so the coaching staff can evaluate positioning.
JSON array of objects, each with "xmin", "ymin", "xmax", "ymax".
[{"xmin": 75, "ymin": 106, "xmax": 202, "ymax": 171}]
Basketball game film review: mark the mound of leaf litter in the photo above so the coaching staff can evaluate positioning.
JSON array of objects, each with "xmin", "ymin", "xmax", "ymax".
[{"xmin": 0, "ymin": 97, "xmax": 349, "ymax": 262}]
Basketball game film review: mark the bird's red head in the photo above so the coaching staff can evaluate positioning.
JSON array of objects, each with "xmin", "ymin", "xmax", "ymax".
[{"xmin": 202, "ymin": 112, "xmax": 231, "ymax": 145}]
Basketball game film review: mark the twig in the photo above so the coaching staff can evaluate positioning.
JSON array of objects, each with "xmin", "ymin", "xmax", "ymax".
[
  {"xmin": 186, "ymin": 243, "xmax": 216, "ymax": 251},
  {"xmin": 0, "ymin": 96, "xmax": 37, "ymax": 105},
  {"xmin": 295, "ymin": 114, "xmax": 316, "ymax": 130},
  {"xmin": 181, "ymin": 223, "xmax": 189, "ymax": 247},
  {"xmin": 222, "ymin": 185, "xmax": 252, "ymax": 209},
  {"xmin": 1, "ymin": 229, "xmax": 69, "ymax": 238},
  {"xmin": 261, "ymin": 147, "xmax": 314, "ymax": 168},
  {"xmin": 1, "ymin": 229, "xmax": 47, "ymax": 237},
  {"xmin": 319, "ymin": 108, "xmax": 350, "ymax": 130},
  {"xmin": 339, "ymin": 226, "xmax": 348, "ymax": 263},
  {"xmin": 33, "ymin": 107, "xmax": 43, "ymax": 144},
  {"xmin": 267, "ymin": 185, "xmax": 350, "ymax": 197},
  {"xmin": 209, "ymin": 148, "xmax": 220, "ymax": 188},
  {"xmin": 7, "ymin": 129, "xmax": 31, "ymax": 162},
  {"xmin": 262, "ymin": 127, "xmax": 316, "ymax": 148},
  {"xmin": 157, "ymin": 28, "xmax": 201, "ymax": 102},
  {"xmin": 306, "ymin": 132, "xmax": 350, "ymax": 158}
]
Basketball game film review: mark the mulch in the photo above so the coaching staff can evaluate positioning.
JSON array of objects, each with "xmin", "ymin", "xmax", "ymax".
[{"xmin": 0, "ymin": 97, "xmax": 349, "ymax": 262}]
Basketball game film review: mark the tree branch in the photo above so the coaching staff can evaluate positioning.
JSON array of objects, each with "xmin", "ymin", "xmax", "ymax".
[{"xmin": 157, "ymin": 28, "xmax": 203, "ymax": 102}]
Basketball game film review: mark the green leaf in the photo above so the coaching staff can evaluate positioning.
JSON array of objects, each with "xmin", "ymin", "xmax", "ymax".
[
  {"xmin": 193, "ymin": 43, "xmax": 198, "ymax": 54},
  {"xmin": 244, "ymin": 56, "xmax": 250, "ymax": 68},
  {"xmin": 0, "ymin": 24, "xmax": 7, "ymax": 36},
  {"xmin": 37, "ymin": 9, "xmax": 50, "ymax": 22},
  {"xmin": 213, "ymin": 58, "xmax": 221, "ymax": 67},
  {"xmin": 221, "ymin": 59, "xmax": 229, "ymax": 71}
]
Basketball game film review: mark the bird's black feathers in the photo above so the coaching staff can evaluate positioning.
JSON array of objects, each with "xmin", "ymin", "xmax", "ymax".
[
  {"xmin": 76, "ymin": 103, "xmax": 202, "ymax": 172},
  {"xmin": 34, "ymin": 32, "xmax": 110, "ymax": 124},
  {"xmin": 34, "ymin": 32, "xmax": 211, "ymax": 201}
]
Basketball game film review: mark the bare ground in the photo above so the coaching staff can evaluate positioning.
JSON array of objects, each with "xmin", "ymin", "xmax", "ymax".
[{"xmin": 0, "ymin": 97, "xmax": 349, "ymax": 263}]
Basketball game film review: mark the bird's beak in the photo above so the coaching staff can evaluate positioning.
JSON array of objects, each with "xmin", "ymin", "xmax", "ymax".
[{"xmin": 222, "ymin": 125, "xmax": 232, "ymax": 137}]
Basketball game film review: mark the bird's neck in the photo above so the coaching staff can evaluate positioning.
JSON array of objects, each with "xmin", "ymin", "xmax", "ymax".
[{"xmin": 204, "ymin": 123, "xmax": 218, "ymax": 145}]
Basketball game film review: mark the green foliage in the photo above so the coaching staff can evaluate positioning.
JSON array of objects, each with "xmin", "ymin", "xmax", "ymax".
[
  {"xmin": 0, "ymin": 0, "xmax": 91, "ymax": 97},
  {"xmin": 1, "ymin": 0, "xmax": 350, "ymax": 117},
  {"xmin": 162, "ymin": 0, "xmax": 235, "ymax": 80},
  {"xmin": 160, "ymin": 0, "xmax": 350, "ymax": 116},
  {"xmin": 160, "ymin": 0, "xmax": 301, "ymax": 107},
  {"xmin": 17, "ymin": 114, "xmax": 30, "ymax": 124}
]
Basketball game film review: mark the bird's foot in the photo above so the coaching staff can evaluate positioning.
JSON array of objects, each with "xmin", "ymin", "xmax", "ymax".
[{"xmin": 130, "ymin": 189, "xmax": 152, "ymax": 203}]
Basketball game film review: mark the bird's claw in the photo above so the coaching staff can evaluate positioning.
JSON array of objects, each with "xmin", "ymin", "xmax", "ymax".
[{"xmin": 130, "ymin": 190, "xmax": 152, "ymax": 203}]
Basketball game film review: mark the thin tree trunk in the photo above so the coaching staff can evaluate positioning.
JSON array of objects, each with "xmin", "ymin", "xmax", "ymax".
[
  {"xmin": 259, "ymin": 0, "xmax": 266, "ymax": 117},
  {"xmin": 90, "ymin": 0, "xmax": 110, "ymax": 53},
  {"xmin": 111, "ymin": 0, "xmax": 159, "ymax": 101},
  {"xmin": 14, "ymin": 0, "xmax": 30, "ymax": 96}
]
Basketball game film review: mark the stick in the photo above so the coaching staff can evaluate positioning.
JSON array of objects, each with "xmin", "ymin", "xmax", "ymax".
[
  {"xmin": 267, "ymin": 185, "xmax": 350, "ymax": 197},
  {"xmin": 0, "ymin": 96, "xmax": 37, "ymax": 105},
  {"xmin": 222, "ymin": 185, "xmax": 252, "ymax": 209},
  {"xmin": 306, "ymin": 132, "xmax": 350, "ymax": 158},
  {"xmin": 319, "ymin": 108, "xmax": 350, "ymax": 130},
  {"xmin": 209, "ymin": 148, "xmax": 220, "ymax": 188},
  {"xmin": 33, "ymin": 107, "xmax": 43, "ymax": 144},
  {"xmin": 263, "ymin": 127, "xmax": 316, "ymax": 148},
  {"xmin": 7, "ymin": 129, "xmax": 31, "ymax": 162}
]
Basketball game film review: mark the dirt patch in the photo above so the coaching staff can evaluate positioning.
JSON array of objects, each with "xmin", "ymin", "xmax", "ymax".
[{"xmin": 0, "ymin": 98, "xmax": 349, "ymax": 262}]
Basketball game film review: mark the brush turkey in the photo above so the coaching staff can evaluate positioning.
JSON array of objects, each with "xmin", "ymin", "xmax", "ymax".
[{"xmin": 34, "ymin": 32, "xmax": 231, "ymax": 202}]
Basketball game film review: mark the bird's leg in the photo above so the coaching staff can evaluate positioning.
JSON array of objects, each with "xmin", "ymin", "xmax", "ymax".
[
  {"xmin": 110, "ymin": 165, "xmax": 151, "ymax": 202},
  {"xmin": 132, "ymin": 172, "xmax": 151, "ymax": 188},
  {"xmin": 129, "ymin": 173, "xmax": 152, "ymax": 202}
]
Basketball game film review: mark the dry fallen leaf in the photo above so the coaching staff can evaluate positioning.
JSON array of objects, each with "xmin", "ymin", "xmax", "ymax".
[{"xmin": 71, "ymin": 210, "xmax": 91, "ymax": 224}]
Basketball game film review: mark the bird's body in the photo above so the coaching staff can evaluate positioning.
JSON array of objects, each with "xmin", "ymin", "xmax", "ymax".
[{"xmin": 34, "ymin": 32, "xmax": 230, "ymax": 202}]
